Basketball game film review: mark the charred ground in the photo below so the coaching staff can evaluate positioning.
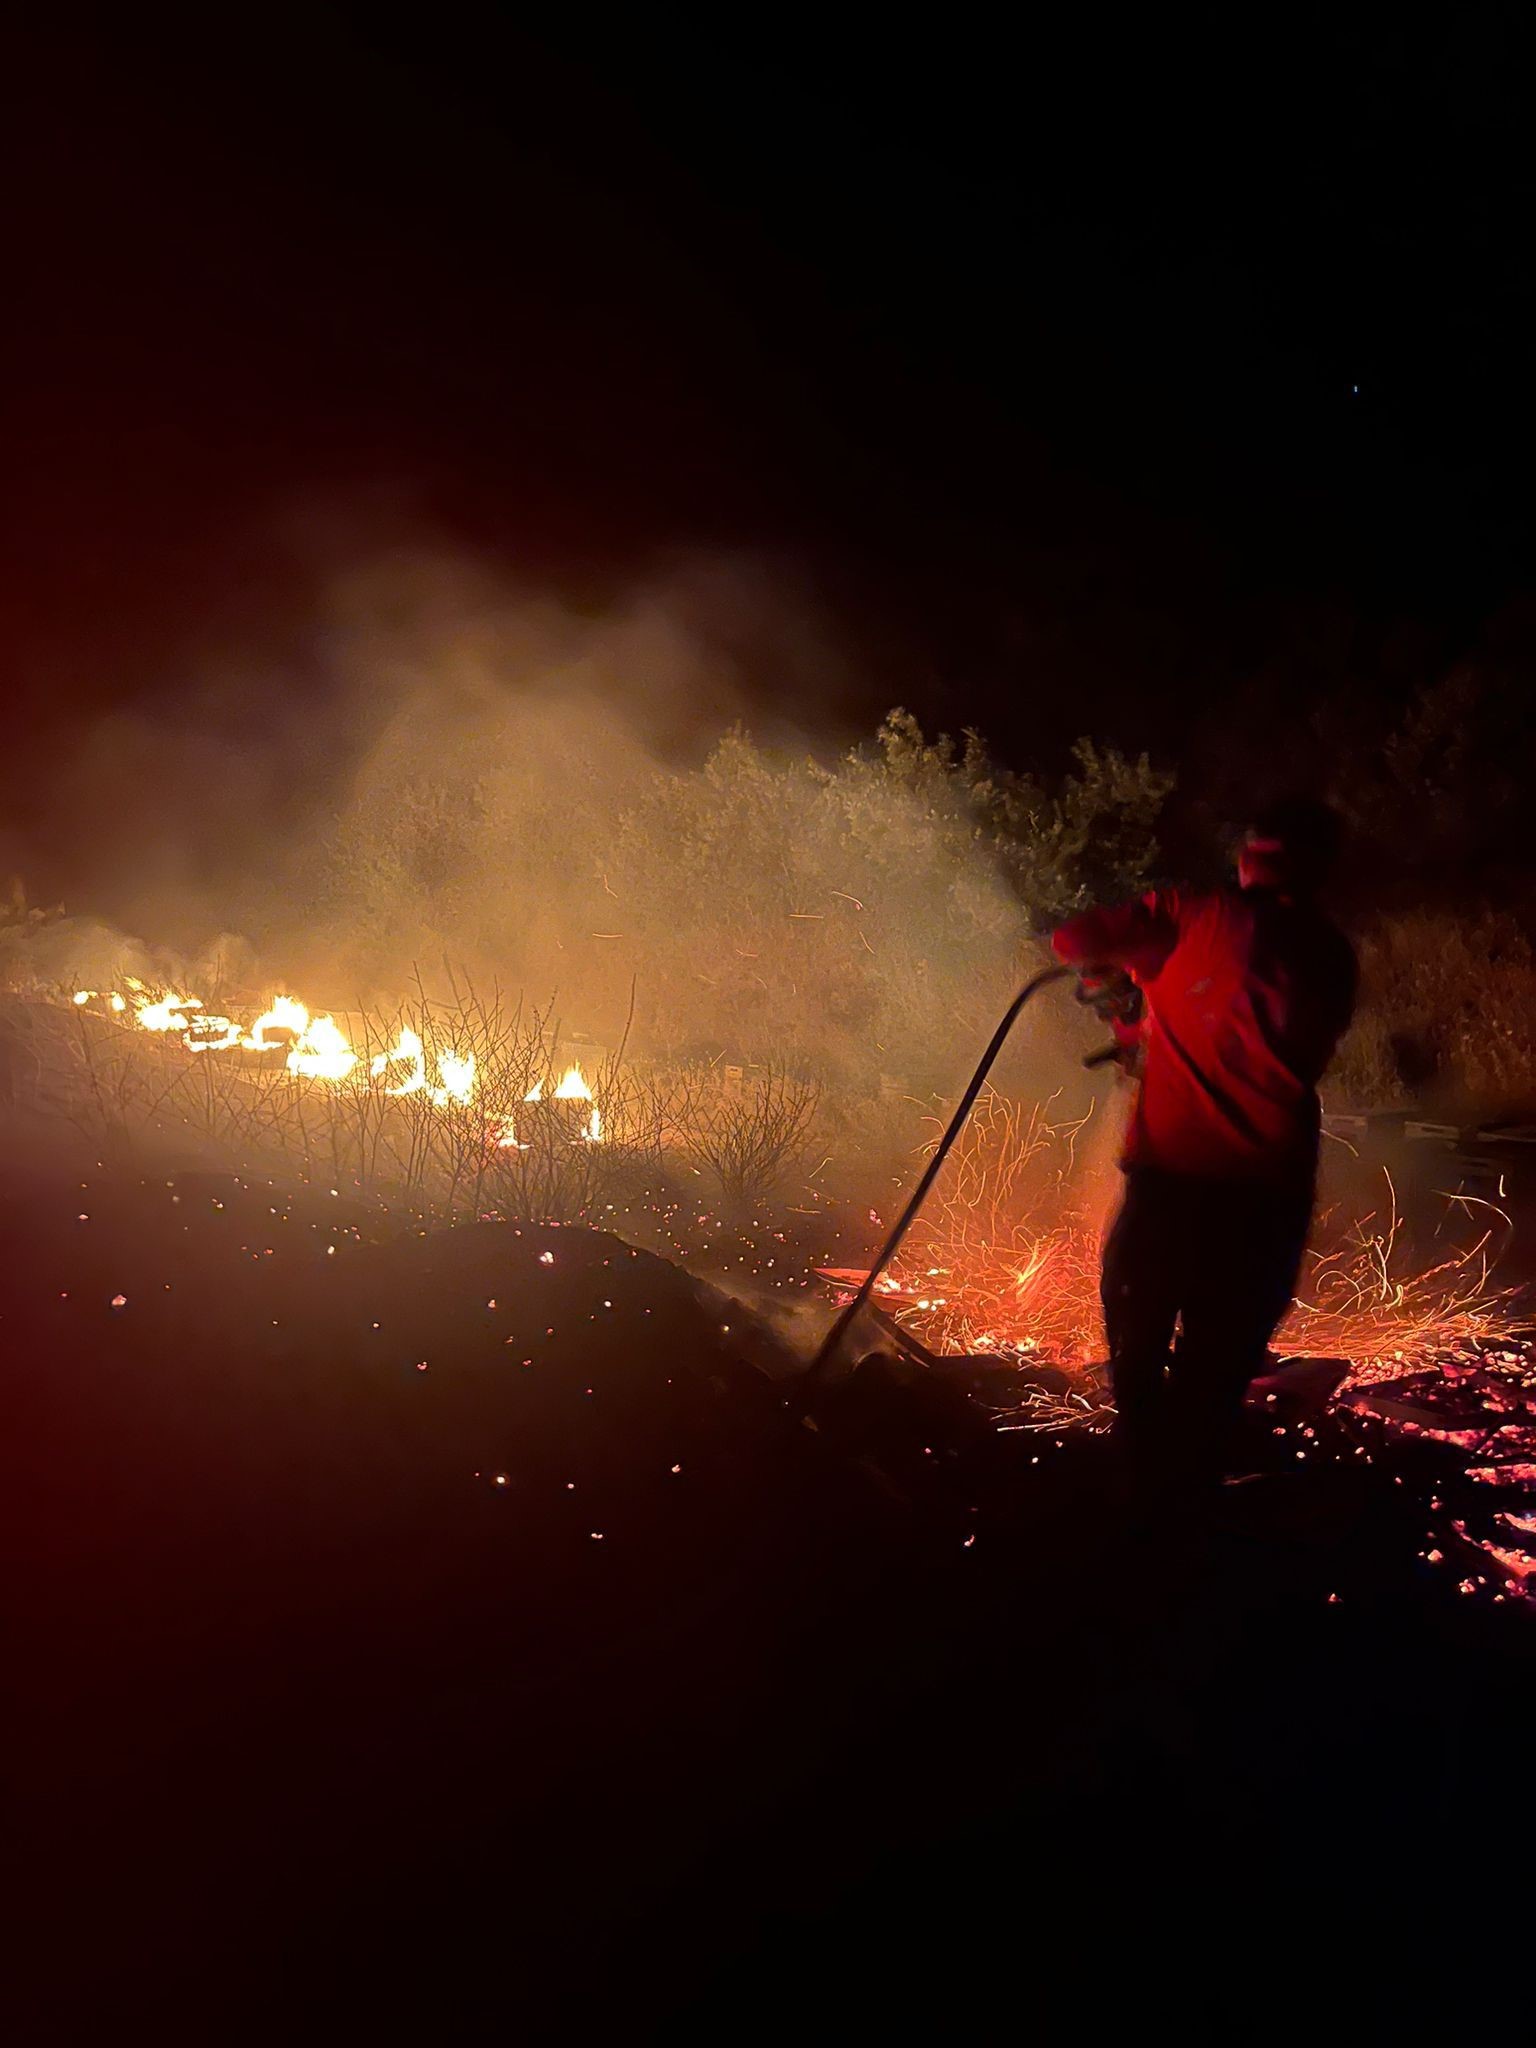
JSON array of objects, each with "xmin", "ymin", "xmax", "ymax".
[{"xmin": 8, "ymin": 1145, "xmax": 1533, "ymax": 2037}]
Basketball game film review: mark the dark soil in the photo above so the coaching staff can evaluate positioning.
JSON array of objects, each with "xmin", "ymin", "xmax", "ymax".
[{"xmin": 6, "ymin": 1154, "xmax": 1532, "ymax": 2041}]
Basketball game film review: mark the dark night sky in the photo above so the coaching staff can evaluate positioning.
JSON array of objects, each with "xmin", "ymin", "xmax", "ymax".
[{"xmin": 5, "ymin": 10, "xmax": 1536, "ymax": 863}]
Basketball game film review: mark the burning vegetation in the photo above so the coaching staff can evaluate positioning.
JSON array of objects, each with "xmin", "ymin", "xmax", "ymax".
[
  {"xmin": 5, "ymin": 649, "xmax": 1535, "ymax": 1596},
  {"xmin": 9, "ymin": 964, "xmax": 828, "ymax": 1235},
  {"xmin": 13, "ymin": 963, "xmax": 1529, "ymax": 1405}
]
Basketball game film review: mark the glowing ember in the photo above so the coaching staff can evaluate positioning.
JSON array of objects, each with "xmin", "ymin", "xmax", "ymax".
[
  {"xmin": 1283, "ymin": 1183, "xmax": 1515, "ymax": 1384},
  {"xmin": 861, "ymin": 1092, "xmax": 1521, "ymax": 1383},
  {"xmin": 889, "ymin": 1094, "xmax": 1108, "ymax": 1368}
]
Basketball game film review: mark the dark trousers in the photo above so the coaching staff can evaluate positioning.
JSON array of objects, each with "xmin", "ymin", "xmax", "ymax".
[{"xmin": 1100, "ymin": 1167, "xmax": 1312, "ymax": 1473}]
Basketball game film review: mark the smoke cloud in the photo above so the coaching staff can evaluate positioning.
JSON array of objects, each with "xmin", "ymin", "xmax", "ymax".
[{"xmin": 9, "ymin": 543, "xmax": 1107, "ymax": 1136}]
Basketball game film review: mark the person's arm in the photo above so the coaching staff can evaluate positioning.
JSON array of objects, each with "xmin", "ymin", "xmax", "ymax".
[{"xmin": 1052, "ymin": 890, "xmax": 1181, "ymax": 981}]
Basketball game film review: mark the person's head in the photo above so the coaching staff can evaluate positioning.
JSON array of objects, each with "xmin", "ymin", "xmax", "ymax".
[{"xmin": 1236, "ymin": 796, "xmax": 1343, "ymax": 897}]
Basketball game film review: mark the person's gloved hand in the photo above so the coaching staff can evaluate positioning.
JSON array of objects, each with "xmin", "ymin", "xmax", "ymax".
[
  {"xmin": 1072, "ymin": 964, "xmax": 1142, "ymax": 1030},
  {"xmin": 1073, "ymin": 964, "xmax": 1145, "ymax": 1075}
]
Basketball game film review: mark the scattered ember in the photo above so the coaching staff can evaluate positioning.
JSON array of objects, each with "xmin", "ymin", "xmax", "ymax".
[
  {"xmin": 817, "ymin": 1089, "xmax": 1536, "ymax": 1590},
  {"xmin": 866, "ymin": 1094, "xmax": 1521, "ymax": 1386}
]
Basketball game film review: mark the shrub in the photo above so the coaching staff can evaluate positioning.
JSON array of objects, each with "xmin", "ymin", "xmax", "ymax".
[{"xmin": 1332, "ymin": 908, "xmax": 1536, "ymax": 1113}]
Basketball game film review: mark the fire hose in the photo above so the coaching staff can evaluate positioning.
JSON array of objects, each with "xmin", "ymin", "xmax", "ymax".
[{"xmin": 801, "ymin": 962, "xmax": 1077, "ymax": 1396}]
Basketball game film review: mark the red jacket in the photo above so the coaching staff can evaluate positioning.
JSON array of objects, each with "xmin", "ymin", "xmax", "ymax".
[{"xmin": 1053, "ymin": 886, "xmax": 1357, "ymax": 1185}]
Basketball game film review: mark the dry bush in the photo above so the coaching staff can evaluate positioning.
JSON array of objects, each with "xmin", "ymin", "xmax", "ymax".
[
  {"xmin": 656, "ymin": 1060, "xmax": 822, "ymax": 1214},
  {"xmin": 602, "ymin": 717, "xmax": 1170, "ymax": 1091},
  {"xmin": 806, "ymin": 1078, "xmax": 940, "ymax": 1201},
  {"xmin": 311, "ymin": 707, "xmax": 1170, "ymax": 1094},
  {"xmin": 1332, "ymin": 908, "xmax": 1536, "ymax": 1113},
  {"xmin": 1327, "ymin": 1003, "xmax": 1403, "ymax": 1113}
]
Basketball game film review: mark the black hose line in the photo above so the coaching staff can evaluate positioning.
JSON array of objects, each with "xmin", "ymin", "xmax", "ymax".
[{"xmin": 800, "ymin": 963, "xmax": 1075, "ymax": 1398}]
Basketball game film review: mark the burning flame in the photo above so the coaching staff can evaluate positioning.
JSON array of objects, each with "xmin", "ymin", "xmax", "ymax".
[
  {"xmin": 370, "ymin": 1026, "xmax": 427, "ymax": 1096},
  {"xmin": 136, "ymin": 990, "xmax": 201, "ymax": 1034},
  {"xmin": 506, "ymin": 1063, "xmax": 604, "ymax": 1141},
  {"xmin": 244, "ymin": 995, "xmax": 310, "ymax": 1052},
  {"xmin": 185, "ymin": 1016, "xmax": 243, "ymax": 1052},
  {"xmin": 65, "ymin": 980, "xmax": 607, "ymax": 1143},
  {"xmin": 552, "ymin": 1064, "xmax": 601, "ymax": 1140},
  {"xmin": 286, "ymin": 1014, "xmax": 357, "ymax": 1082},
  {"xmin": 431, "ymin": 1049, "xmax": 476, "ymax": 1107}
]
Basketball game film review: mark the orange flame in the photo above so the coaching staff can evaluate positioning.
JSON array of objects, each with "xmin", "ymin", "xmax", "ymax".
[
  {"xmin": 285, "ymin": 1014, "xmax": 357, "ymax": 1082},
  {"xmin": 370, "ymin": 1026, "xmax": 427, "ymax": 1096},
  {"xmin": 67, "ymin": 979, "xmax": 610, "ymax": 1143}
]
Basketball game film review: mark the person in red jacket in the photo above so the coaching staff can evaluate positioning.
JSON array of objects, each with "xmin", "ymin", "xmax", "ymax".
[{"xmin": 1053, "ymin": 799, "xmax": 1357, "ymax": 1477}]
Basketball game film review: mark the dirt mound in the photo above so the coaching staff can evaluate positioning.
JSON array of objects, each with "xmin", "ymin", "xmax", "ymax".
[{"xmin": 5, "ymin": 1164, "xmax": 832, "ymax": 1694}]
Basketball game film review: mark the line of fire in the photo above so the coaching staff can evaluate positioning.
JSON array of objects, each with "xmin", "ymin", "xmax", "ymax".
[{"xmin": 4, "ymin": 928, "xmax": 1531, "ymax": 1601}]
